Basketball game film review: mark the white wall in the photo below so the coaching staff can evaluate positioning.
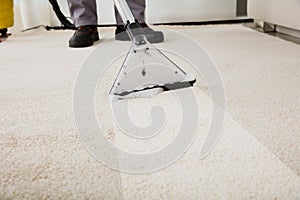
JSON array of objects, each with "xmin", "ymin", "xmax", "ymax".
[
  {"xmin": 146, "ymin": 0, "xmax": 238, "ymax": 24},
  {"xmin": 15, "ymin": 0, "xmax": 239, "ymax": 30},
  {"xmin": 58, "ymin": 0, "xmax": 239, "ymax": 25},
  {"xmin": 99, "ymin": 0, "xmax": 239, "ymax": 24},
  {"xmin": 248, "ymin": 0, "xmax": 300, "ymax": 31},
  {"xmin": 95, "ymin": 0, "xmax": 238, "ymax": 24}
]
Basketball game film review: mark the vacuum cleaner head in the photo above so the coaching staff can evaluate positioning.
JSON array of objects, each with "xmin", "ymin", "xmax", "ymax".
[{"xmin": 109, "ymin": 35, "xmax": 196, "ymax": 100}]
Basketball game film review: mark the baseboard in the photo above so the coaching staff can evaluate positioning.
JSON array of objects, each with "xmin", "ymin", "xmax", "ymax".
[
  {"xmin": 261, "ymin": 21, "xmax": 300, "ymax": 39},
  {"xmin": 276, "ymin": 26, "xmax": 300, "ymax": 39}
]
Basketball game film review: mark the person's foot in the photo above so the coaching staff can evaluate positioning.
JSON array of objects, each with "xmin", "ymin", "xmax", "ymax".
[
  {"xmin": 0, "ymin": 28, "xmax": 8, "ymax": 36},
  {"xmin": 115, "ymin": 24, "xmax": 164, "ymax": 43},
  {"xmin": 69, "ymin": 26, "xmax": 99, "ymax": 48},
  {"xmin": 0, "ymin": 28, "xmax": 11, "ymax": 42}
]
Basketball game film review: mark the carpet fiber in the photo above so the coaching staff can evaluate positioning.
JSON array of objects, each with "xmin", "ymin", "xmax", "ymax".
[{"xmin": 0, "ymin": 25, "xmax": 299, "ymax": 199}]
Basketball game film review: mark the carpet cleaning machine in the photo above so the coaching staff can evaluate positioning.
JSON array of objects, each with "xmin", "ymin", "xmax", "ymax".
[
  {"xmin": 49, "ymin": 0, "xmax": 196, "ymax": 99},
  {"xmin": 109, "ymin": 0, "xmax": 196, "ymax": 99}
]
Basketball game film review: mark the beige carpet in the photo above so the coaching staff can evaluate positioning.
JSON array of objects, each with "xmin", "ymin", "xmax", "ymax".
[{"xmin": 0, "ymin": 25, "xmax": 299, "ymax": 199}]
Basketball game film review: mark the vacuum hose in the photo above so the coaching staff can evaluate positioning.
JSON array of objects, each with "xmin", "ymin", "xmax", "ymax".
[{"xmin": 48, "ymin": 0, "xmax": 75, "ymax": 30}]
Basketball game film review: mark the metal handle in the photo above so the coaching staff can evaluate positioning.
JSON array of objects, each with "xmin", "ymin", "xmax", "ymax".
[{"xmin": 113, "ymin": 0, "xmax": 135, "ymax": 24}]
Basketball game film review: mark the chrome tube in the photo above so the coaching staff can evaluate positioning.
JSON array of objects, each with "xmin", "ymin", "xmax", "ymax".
[{"xmin": 113, "ymin": 0, "xmax": 135, "ymax": 24}]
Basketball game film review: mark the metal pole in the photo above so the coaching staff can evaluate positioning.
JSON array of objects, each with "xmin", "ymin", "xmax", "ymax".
[{"xmin": 113, "ymin": 0, "xmax": 136, "ymax": 24}]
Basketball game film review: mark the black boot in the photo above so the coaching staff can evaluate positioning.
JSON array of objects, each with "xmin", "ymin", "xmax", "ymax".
[
  {"xmin": 115, "ymin": 24, "xmax": 164, "ymax": 43},
  {"xmin": 0, "ymin": 28, "xmax": 8, "ymax": 36},
  {"xmin": 69, "ymin": 26, "xmax": 99, "ymax": 48}
]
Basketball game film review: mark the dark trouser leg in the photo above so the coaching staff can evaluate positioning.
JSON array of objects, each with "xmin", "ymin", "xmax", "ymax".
[
  {"xmin": 67, "ymin": 0, "xmax": 98, "ymax": 27},
  {"xmin": 114, "ymin": 0, "xmax": 146, "ymax": 26}
]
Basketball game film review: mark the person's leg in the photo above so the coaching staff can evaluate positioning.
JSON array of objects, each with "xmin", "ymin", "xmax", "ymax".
[
  {"xmin": 68, "ymin": 0, "xmax": 98, "ymax": 27},
  {"xmin": 114, "ymin": 0, "xmax": 146, "ymax": 26},
  {"xmin": 67, "ymin": 0, "xmax": 99, "ymax": 48}
]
